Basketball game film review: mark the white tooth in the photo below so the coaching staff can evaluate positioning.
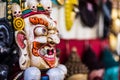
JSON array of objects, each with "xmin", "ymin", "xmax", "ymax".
[
  {"xmin": 49, "ymin": 55, "xmax": 52, "ymax": 58},
  {"xmin": 49, "ymin": 55, "xmax": 54, "ymax": 58},
  {"xmin": 46, "ymin": 54, "xmax": 50, "ymax": 58},
  {"xmin": 47, "ymin": 55, "xmax": 50, "ymax": 58},
  {"xmin": 48, "ymin": 55, "xmax": 51, "ymax": 58},
  {"xmin": 51, "ymin": 55, "xmax": 54, "ymax": 58},
  {"xmin": 52, "ymin": 55, "xmax": 54, "ymax": 57},
  {"xmin": 45, "ymin": 54, "xmax": 48, "ymax": 57},
  {"xmin": 44, "ymin": 54, "xmax": 54, "ymax": 58}
]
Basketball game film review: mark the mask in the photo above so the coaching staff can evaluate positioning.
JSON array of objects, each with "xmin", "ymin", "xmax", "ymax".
[
  {"xmin": 11, "ymin": 2, "xmax": 60, "ymax": 70},
  {"xmin": 0, "ymin": 18, "xmax": 13, "ymax": 55}
]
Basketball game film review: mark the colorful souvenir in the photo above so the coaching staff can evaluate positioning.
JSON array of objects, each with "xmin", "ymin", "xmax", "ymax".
[
  {"xmin": 65, "ymin": 0, "xmax": 78, "ymax": 31},
  {"xmin": 65, "ymin": 47, "xmax": 88, "ymax": 80},
  {"xmin": 101, "ymin": 48, "xmax": 119, "ymax": 80},
  {"xmin": 11, "ymin": 0, "xmax": 66, "ymax": 79},
  {"xmin": 78, "ymin": 0, "xmax": 98, "ymax": 28}
]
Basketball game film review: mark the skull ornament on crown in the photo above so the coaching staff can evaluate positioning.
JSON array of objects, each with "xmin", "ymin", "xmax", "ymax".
[{"xmin": 11, "ymin": 0, "xmax": 66, "ymax": 80}]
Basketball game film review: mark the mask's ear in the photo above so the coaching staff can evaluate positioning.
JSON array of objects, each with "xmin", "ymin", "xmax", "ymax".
[
  {"xmin": 15, "ymin": 30, "xmax": 30, "ymax": 70},
  {"xmin": 15, "ymin": 30, "xmax": 26, "ymax": 49}
]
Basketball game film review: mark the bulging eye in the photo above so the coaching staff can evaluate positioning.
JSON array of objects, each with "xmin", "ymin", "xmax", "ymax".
[{"xmin": 34, "ymin": 26, "xmax": 47, "ymax": 36}]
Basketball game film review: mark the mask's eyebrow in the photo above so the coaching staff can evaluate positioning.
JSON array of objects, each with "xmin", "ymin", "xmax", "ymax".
[{"xmin": 29, "ymin": 17, "xmax": 48, "ymax": 27}]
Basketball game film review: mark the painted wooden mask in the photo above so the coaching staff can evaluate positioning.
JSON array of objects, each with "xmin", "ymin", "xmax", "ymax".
[{"xmin": 11, "ymin": 1, "xmax": 60, "ymax": 70}]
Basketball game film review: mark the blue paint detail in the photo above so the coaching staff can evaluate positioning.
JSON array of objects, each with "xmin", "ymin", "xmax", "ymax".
[{"xmin": 41, "ymin": 75, "xmax": 49, "ymax": 80}]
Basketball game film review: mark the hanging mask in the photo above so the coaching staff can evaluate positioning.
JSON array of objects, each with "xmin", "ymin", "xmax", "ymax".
[
  {"xmin": 0, "ymin": 18, "xmax": 13, "ymax": 55},
  {"xmin": 78, "ymin": 0, "xmax": 98, "ymax": 27},
  {"xmin": 11, "ymin": 1, "xmax": 60, "ymax": 70},
  {"xmin": 65, "ymin": 0, "xmax": 78, "ymax": 31}
]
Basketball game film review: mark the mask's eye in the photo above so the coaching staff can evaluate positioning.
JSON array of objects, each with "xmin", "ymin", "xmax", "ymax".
[
  {"xmin": 14, "ymin": 11, "xmax": 17, "ymax": 14},
  {"xmin": 34, "ymin": 26, "xmax": 47, "ymax": 36}
]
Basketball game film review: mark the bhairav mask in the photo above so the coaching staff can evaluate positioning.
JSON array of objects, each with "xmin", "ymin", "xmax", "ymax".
[
  {"xmin": 11, "ymin": 1, "xmax": 60, "ymax": 70},
  {"xmin": 11, "ymin": 1, "xmax": 67, "ymax": 80}
]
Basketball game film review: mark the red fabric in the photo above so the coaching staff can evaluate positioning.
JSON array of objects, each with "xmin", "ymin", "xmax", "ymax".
[{"xmin": 56, "ymin": 39, "xmax": 108, "ymax": 64}]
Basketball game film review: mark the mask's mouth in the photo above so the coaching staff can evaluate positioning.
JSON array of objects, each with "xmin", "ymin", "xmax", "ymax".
[{"xmin": 32, "ymin": 42, "xmax": 56, "ymax": 68}]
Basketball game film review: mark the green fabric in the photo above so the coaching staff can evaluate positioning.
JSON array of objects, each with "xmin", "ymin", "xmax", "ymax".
[
  {"xmin": 12, "ymin": 0, "xmax": 20, "ymax": 4},
  {"xmin": 22, "ymin": 9, "xmax": 31, "ymax": 15},
  {"xmin": 38, "ymin": 7, "xmax": 44, "ymax": 11},
  {"xmin": 102, "ymin": 48, "xmax": 119, "ymax": 69},
  {"xmin": 103, "ymin": 66, "xmax": 119, "ymax": 80}
]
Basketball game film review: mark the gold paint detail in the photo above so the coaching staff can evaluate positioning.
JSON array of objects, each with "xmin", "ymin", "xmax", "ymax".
[
  {"xmin": 8, "ymin": 10, "xmax": 12, "ymax": 14},
  {"xmin": 13, "ymin": 18, "xmax": 25, "ymax": 30},
  {"xmin": 7, "ymin": 5, "xmax": 12, "ymax": 9},
  {"xmin": 7, "ymin": 15, "xmax": 12, "ymax": 20}
]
